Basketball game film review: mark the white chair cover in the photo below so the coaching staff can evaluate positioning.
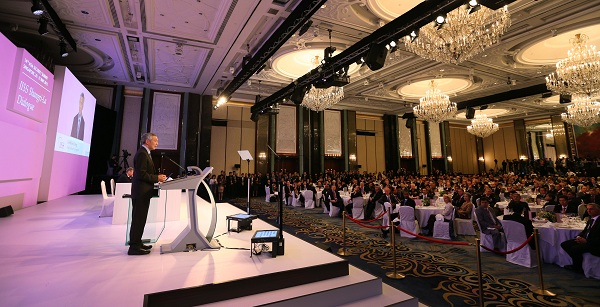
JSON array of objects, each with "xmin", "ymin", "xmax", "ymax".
[
  {"xmin": 329, "ymin": 199, "xmax": 340, "ymax": 217},
  {"xmin": 544, "ymin": 205, "xmax": 555, "ymax": 212},
  {"xmin": 500, "ymin": 220, "xmax": 537, "ymax": 268},
  {"xmin": 265, "ymin": 186, "xmax": 271, "ymax": 202},
  {"xmin": 110, "ymin": 178, "xmax": 115, "ymax": 196},
  {"xmin": 582, "ymin": 253, "xmax": 600, "ymax": 280},
  {"xmin": 578, "ymin": 204, "xmax": 587, "ymax": 219},
  {"xmin": 373, "ymin": 202, "xmax": 385, "ymax": 220},
  {"xmin": 292, "ymin": 191, "xmax": 302, "ymax": 207},
  {"xmin": 454, "ymin": 204, "xmax": 476, "ymax": 236},
  {"xmin": 304, "ymin": 190, "xmax": 314, "ymax": 209},
  {"xmin": 99, "ymin": 180, "xmax": 115, "ymax": 217},
  {"xmin": 397, "ymin": 206, "xmax": 418, "ymax": 238},
  {"xmin": 474, "ymin": 211, "xmax": 496, "ymax": 253},
  {"xmin": 351, "ymin": 197, "xmax": 365, "ymax": 220},
  {"xmin": 381, "ymin": 202, "xmax": 393, "ymax": 228},
  {"xmin": 433, "ymin": 219, "xmax": 451, "ymax": 240}
]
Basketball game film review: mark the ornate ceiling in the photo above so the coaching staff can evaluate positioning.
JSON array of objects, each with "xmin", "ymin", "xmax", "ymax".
[{"xmin": 0, "ymin": 0, "xmax": 599, "ymax": 123}]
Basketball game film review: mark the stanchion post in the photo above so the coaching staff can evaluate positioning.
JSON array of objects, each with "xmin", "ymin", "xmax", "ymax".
[
  {"xmin": 337, "ymin": 213, "xmax": 348, "ymax": 256},
  {"xmin": 529, "ymin": 228, "xmax": 556, "ymax": 296},
  {"xmin": 386, "ymin": 210, "xmax": 405, "ymax": 279},
  {"xmin": 475, "ymin": 238, "xmax": 484, "ymax": 307}
]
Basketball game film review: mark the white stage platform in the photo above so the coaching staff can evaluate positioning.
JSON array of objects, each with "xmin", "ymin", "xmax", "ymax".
[{"xmin": 0, "ymin": 193, "xmax": 418, "ymax": 307}]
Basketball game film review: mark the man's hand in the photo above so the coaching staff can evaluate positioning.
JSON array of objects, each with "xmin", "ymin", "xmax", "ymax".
[
  {"xmin": 158, "ymin": 174, "xmax": 167, "ymax": 182},
  {"xmin": 575, "ymin": 236, "xmax": 587, "ymax": 244}
]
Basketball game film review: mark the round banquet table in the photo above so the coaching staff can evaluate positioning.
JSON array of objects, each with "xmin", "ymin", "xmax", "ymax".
[
  {"xmin": 415, "ymin": 206, "xmax": 445, "ymax": 229},
  {"xmin": 535, "ymin": 220, "xmax": 585, "ymax": 267}
]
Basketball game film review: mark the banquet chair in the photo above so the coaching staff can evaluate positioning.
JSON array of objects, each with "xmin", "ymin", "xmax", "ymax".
[
  {"xmin": 578, "ymin": 204, "xmax": 587, "ymax": 219},
  {"xmin": 99, "ymin": 180, "xmax": 115, "ymax": 218},
  {"xmin": 454, "ymin": 204, "xmax": 476, "ymax": 236},
  {"xmin": 433, "ymin": 209, "xmax": 454, "ymax": 240},
  {"xmin": 500, "ymin": 220, "xmax": 537, "ymax": 268},
  {"xmin": 351, "ymin": 197, "xmax": 364, "ymax": 220},
  {"xmin": 373, "ymin": 201, "xmax": 385, "ymax": 220},
  {"xmin": 304, "ymin": 190, "xmax": 314, "ymax": 209},
  {"xmin": 544, "ymin": 205, "xmax": 555, "ymax": 212},
  {"xmin": 322, "ymin": 194, "xmax": 329, "ymax": 214},
  {"xmin": 381, "ymin": 202, "xmax": 394, "ymax": 229},
  {"xmin": 292, "ymin": 191, "xmax": 302, "ymax": 207},
  {"xmin": 110, "ymin": 178, "xmax": 116, "ymax": 196},
  {"xmin": 265, "ymin": 186, "xmax": 271, "ymax": 202},
  {"xmin": 329, "ymin": 201, "xmax": 340, "ymax": 217},
  {"xmin": 397, "ymin": 206, "xmax": 419, "ymax": 238},
  {"xmin": 474, "ymin": 211, "xmax": 497, "ymax": 252},
  {"xmin": 582, "ymin": 253, "xmax": 600, "ymax": 279},
  {"xmin": 286, "ymin": 193, "xmax": 293, "ymax": 207}
]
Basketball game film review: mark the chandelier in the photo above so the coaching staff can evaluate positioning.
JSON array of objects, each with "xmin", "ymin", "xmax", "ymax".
[
  {"xmin": 467, "ymin": 114, "xmax": 499, "ymax": 138},
  {"xmin": 403, "ymin": 2, "xmax": 511, "ymax": 64},
  {"xmin": 413, "ymin": 80, "xmax": 457, "ymax": 122},
  {"xmin": 546, "ymin": 34, "xmax": 600, "ymax": 97},
  {"xmin": 301, "ymin": 84, "xmax": 344, "ymax": 112},
  {"xmin": 560, "ymin": 95, "xmax": 600, "ymax": 127}
]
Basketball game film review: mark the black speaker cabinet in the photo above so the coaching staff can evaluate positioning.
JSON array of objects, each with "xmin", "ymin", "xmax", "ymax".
[
  {"xmin": 466, "ymin": 107, "xmax": 476, "ymax": 119},
  {"xmin": 0, "ymin": 205, "xmax": 14, "ymax": 217},
  {"xmin": 365, "ymin": 43, "xmax": 387, "ymax": 71}
]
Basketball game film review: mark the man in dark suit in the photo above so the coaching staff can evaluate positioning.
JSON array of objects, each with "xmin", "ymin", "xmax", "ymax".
[
  {"xmin": 507, "ymin": 193, "xmax": 531, "ymax": 215},
  {"xmin": 503, "ymin": 205, "xmax": 536, "ymax": 249},
  {"xmin": 70, "ymin": 92, "xmax": 85, "ymax": 140},
  {"xmin": 117, "ymin": 167, "xmax": 134, "ymax": 183},
  {"xmin": 399, "ymin": 190, "xmax": 416, "ymax": 208},
  {"xmin": 476, "ymin": 198, "xmax": 505, "ymax": 251},
  {"xmin": 561, "ymin": 203, "xmax": 600, "ymax": 271},
  {"xmin": 128, "ymin": 133, "xmax": 166, "ymax": 255},
  {"xmin": 553, "ymin": 195, "xmax": 579, "ymax": 215}
]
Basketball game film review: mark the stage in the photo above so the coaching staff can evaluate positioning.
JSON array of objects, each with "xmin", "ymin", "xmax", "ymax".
[{"xmin": 0, "ymin": 193, "xmax": 418, "ymax": 306}]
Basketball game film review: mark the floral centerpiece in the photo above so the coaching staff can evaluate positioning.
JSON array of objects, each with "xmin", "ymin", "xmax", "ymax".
[
  {"xmin": 537, "ymin": 211, "xmax": 557, "ymax": 223},
  {"xmin": 422, "ymin": 198, "xmax": 430, "ymax": 207}
]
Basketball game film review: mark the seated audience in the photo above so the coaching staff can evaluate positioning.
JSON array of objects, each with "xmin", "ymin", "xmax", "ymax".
[
  {"xmin": 476, "ymin": 198, "xmax": 505, "ymax": 251},
  {"xmin": 560, "ymin": 203, "xmax": 600, "ymax": 272},
  {"xmin": 503, "ymin": 205, "xmax": 535, "ymax": 249}
]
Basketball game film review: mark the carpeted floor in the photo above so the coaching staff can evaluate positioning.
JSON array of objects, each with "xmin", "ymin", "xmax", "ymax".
[{"xmin": 226, "ymin": 197, "xmax": 599, "ymax": 307}]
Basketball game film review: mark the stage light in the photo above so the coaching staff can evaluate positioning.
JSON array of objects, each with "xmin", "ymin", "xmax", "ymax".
[
  {"xmin": 31, "ymin": 0, "xmax": 44, "ymax": 15},
  {"xmin": 409, "ymin": 30, "xmax": 419, "ymax": 42},
  {"xmin": 59, "ymin": 40, "xmax": 68, "ymax": 57},
  {"xmin": 38, "ymin": 18, "xmax": 49, "ymax": 35},
  {"xmin": 435, "ymin": 14, "xmax": 446, "ymax": 29},
  {"xmin": 467, "ymin": 0, "xmax": 481, "ymax": 14}
]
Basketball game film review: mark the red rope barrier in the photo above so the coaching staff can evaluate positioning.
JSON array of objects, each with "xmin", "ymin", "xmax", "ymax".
[
  {"xmin": 345, "ymin": 210, "xmax": 386, "ymax": 225},
  {"xmin": 479, "ymin": 234, "xmax": 534, "ymax": 255},
  {"xmin": 394, "ymin": 225, "xmax": 473, "ymax": 246}
]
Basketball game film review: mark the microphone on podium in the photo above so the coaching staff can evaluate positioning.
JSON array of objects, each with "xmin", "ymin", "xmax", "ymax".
[{"xmin": 161, "ymin": 152, "xmax": 187, "ymax": 177}]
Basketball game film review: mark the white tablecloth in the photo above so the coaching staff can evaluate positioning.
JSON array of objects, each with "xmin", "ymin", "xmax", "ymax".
[
  {"xmin": 536, "ymin": 221, "xmax": 584, "ymax": 267},
  {"xmin": 497, "ymin": 201, "xmax": 543, "ymax": 215},
  {"xmin": 341, "ymin": 194, "xmax": 370, "ymax": 206},
  {"xmin": 415, "ymin": 206, "xmax": 445, "ymax": 229}
]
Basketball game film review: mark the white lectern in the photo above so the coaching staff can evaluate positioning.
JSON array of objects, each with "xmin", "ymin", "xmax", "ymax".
[{"xmin": 159, "ymin": 166, "xmax": 219, "ymax": 253}]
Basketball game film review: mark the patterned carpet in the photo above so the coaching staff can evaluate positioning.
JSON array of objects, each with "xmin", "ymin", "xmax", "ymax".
[{"xmin": 227, "ymin": 198, "xmax": 599, "ymax": 307}]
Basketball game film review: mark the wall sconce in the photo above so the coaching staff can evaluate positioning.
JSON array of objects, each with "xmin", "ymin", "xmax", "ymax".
[
  {"xmin": 478, "ymin": 157, "xmax": 485, "ymax": 162},
  {"xmin": 349, "ymin": 154, "xmax": 357, "ymax": 162},
  {"xmin": 447, "ymin": 156, "xmax": 452, "ymax": 162},
  {"xmin": 519, "ymin": 155, "xmax": 528, "ymax": 160},
  {"xmin": 558, "ymin": 154, "xmax": 567, "ymax": 159},
  {"xmin": 258, "ymin": 152, "xmax": 267, "ymax": 160}
]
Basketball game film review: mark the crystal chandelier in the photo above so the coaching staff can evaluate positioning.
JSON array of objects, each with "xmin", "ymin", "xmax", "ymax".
[
  {"xmin": 301, "ymin": 84, "xmax": 344, "ymax": 112},
  {"xmin": 546, "ymin": 34, "xmax": 600, "ymax": 97},
  {"xmin": 467, "ymin": 114, "xmax": 499, "ymax": 138},
  {"xmin": 413, "ymin": 80, "xmax": 457, "ymax": 122},
  {"xmin": 560, "ymin": 95, "xmax": 600, "ymax": 127},
  {"xmin": 403, "ymin": 2, "xmax": 511, "ymax": 65}
]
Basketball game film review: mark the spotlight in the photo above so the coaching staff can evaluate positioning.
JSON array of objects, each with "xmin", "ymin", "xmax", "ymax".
[
  {"xmin": 38, "ymin": 18, "xmax": 49, "ymax": 35},
  {"xmin": 467, "ymin": 0, "xmax": 481, "ymax": 14},
  {"xmin": 435, "ymin": 14, "xmax": 446, "ymax": 30},
  {"xmin": 31, "ymin": 0, "xmax": 44, "ymax": 16},
  {"xmin": 59, "ymin": 41, "xmax": 68, "ymax": 57},
  {"xmin": 409, "ymin": 30, "xmax": 419, "ymax": 42}
]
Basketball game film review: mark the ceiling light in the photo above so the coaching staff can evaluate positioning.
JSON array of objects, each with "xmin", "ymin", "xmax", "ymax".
[
  {"xmin": 38, "ymin": 18, "xmax": 49, "ymax": 35},
  {"xmin": 467, "ymin": 114, "xmax": 499, "ymax": 138},
  {"xmin": 560, "ymin": 95, "xmax": 600, "ymax": 127},
  {"xmin": 31, "ymin": 1, "xmax": 44, "ymax": 15},
  {"xmin": 546, "ymin": 33, "xmax": 600, "ymax": 97},
  {"xmin": 413, "ymin": 80, "xmax": 457, "ymax": 123},
  {"xmin": 301, "ymin": 84, "xmax": 344, "ymax": 112},
  {"xmin": 467, "ymin": 0, "xmax": 481, "ymax": 14},
  {"xmin": 404, "ymin": 5, "xmax": 510, "ymax": 64},
  {"xmin": 59, "ymin": 40, "xmax": 68, "ymax": 57}
]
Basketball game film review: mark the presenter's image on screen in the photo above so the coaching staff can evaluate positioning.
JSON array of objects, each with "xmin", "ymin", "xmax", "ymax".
[{"xmin": 70, "ymin": 92, "xmax": 85, "ymax": 140}]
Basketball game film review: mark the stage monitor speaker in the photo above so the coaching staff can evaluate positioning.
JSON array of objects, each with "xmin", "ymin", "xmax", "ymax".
[
  {"xmin": 466, "ymin": 107, "xmax": 476, "ymax": 119},
  {"xmin": 0, "ymin": 205, "xmax": 14, "ymax": 217},
  {"xmin": 405, "ymin": 119, "xmax": 414, "ymax": 129},
  {"xmin": 234, "ymin": 164, "xmax": 241, "ymax": 169},
  {"xmin": 365, "ymin": 43, "xmax": 387, "ymax": 71}
]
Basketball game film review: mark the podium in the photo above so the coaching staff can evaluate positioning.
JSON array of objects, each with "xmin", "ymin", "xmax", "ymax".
[{"xmin": 159, "ymin": 166, "xmax": 220, "ymax": 253}]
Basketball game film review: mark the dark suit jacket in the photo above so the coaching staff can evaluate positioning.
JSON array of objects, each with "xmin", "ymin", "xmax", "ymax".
[
  {"xmin": 475, "ymin": 206, "xmax": 501, "ymax": 235},
  {"xmin": 70, "ymin": 114, "xmax": 85, "ymax": 140},
  {"xmin": 376, "ymin": 194, "xmax": 399, "ymax": 206},
  {"xmin": 131, "ymin": 147, "xmax": 158, "ymax": 200},
  {"xmin": 553, "ymin": 203, "xmax": 579, "ymax": 214},
  {"xmin": 579, "ymin": 217, "xmax": 600, "ymax": 255},
  {"xmin": 399, "ymin": 197, "xmax": 416, "ymax": 208}
]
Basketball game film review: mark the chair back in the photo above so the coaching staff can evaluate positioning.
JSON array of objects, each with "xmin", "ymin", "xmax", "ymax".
[
  {"xmin": 265, "ymin": 186, "xmax": 271, "ymax": 202},
  {"xmin": 500, "ymin": 220, "xmax": 527, "ymax": 243},
  {"xmin": 398, "ymin": 206, "xmax": 415, "ymax": 222},
  {"xmin": 304, "ymin": 190, "xmax": 315, "ymax": 209},
  {"xmin": 500, "ymin": 219, "xmax": 536, "ymax": 267},
  {"xmin": 100, "ymin": 180, "xmax": 108, "ymax": 199},
  {"xmin": 578, "ymin": 204, "xmax": 587, "ymax": 219},
  {"xmin": 110, "ymin": 178, "xmax": 116, "ymax": 196},
  {"xmin": 544, "ymin": 205, "xmax": 555, "ymax": 212},
  {"xmin": 352, "ymin": 197, "xmax": 365, "ymax": 219}
]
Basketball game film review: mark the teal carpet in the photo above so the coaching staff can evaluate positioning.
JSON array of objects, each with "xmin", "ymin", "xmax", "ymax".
[{"xmin": 228, "ymin": 198, "xmax": 599, "ymax": 306}]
